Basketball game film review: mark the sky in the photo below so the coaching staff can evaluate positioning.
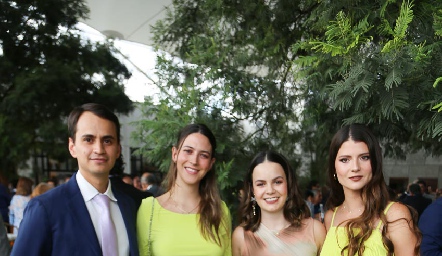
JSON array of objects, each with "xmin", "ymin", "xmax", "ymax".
[{"xmin": 76, "ymin": 22, "xmax": 159, "ymax": 102}]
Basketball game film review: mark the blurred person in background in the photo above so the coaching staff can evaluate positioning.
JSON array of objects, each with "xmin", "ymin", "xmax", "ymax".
[
  {"xmin": 399, "ymin": 183, "xmax": 432, "ymax": 220},
  {"xmin": 0, "ymin": 174, "xmax": 11, "ymax": 224},
  {"xmin": 141, "ymin": 172, "xmax": 164, "ymax": 197},
  {"xmin": 45, "ymin": 178, "xmax": 57, "ymax": 188},
  {"xmin": 0, "ymin": 215, "xmax": 10, "ymax": 256},
  {"xmin": 132, "ymin": 175, "xmax": 142, "ymax": 190},
  {"xmin": 8, "ymin": 177, "xmax": 33, "ymax": 234},
  {"xmin": 30, "ymin": 183, "xmax": 52, "ymax": 199},
  {"xmin": 416, "ymin": 180, "xmax": 436, "ymax": 202},
  {"xmin": 122, "ymin": 174, "xmax": 133, "ymax": 185},
  {"xmin": 419, "ymin": 195, "xmax": 442, "ymax": 256}
]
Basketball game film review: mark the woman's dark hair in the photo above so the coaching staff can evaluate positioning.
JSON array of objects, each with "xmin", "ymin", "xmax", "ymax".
[
  {"xmin": 327, "ymin": 124, "xmax": 420, "ymax": 256},
  {"xmin": 239, "ymin": 150, "xmax": 310, "ymax": 232},
  {"xmin": 164, "ymin": 123, "xmax": 225, "ymax": 246}
]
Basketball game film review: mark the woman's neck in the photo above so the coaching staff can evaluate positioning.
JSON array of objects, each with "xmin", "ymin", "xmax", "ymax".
[
  {"xmin": 260, "ymin": 211, "xmax": 290, "ymax": 231},
  {"xmin": 342, "ymin": 190, "xmax": 365, "ymax": 213},
  {"xmin": 171, "ymin": 181, "xmax": 200, "ymax": 199},
  {"xmin": 167, "ymin": 183, "xmax": 201, "ymax": 213}
]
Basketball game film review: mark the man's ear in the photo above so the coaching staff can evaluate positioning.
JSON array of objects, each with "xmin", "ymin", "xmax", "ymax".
[{"xmin": 68, "ymin": 138, "xmax": 77, "ymax": 158}]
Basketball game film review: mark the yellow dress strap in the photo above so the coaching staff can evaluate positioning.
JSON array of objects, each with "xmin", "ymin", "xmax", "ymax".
[
  {"xmin": 329, "ymin": 206, "xmax": 339, "ymax": 229},
  {"xmin": 376, "ymin": 201, "xmax": 395, "ymax": 229}
]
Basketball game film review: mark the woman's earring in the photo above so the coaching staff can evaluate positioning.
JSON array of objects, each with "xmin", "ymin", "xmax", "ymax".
[
  {"xmin": 251, "ymin": 196, "xmax": 256, "ymax": 216},
  {"xmin": 333, "ymin": 173, "xmax": 337, "ymax": 180}
]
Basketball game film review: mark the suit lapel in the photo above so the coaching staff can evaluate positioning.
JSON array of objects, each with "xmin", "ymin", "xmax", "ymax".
[{"xmin": 66, "ymin": 174, "xmax": 102, "ymax": 255}]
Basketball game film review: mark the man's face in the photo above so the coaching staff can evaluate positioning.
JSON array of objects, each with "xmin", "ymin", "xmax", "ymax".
[
  {"xmin": 133, "ymin": 176, "xmax": 142, "ymax": 190},
  {"xmin": 68, "ymin": 111, "xmax": 121, "ymax": 180},
  {"xmin": 418, "ymin": 183, "xmax": 426, "ymax": 194}
]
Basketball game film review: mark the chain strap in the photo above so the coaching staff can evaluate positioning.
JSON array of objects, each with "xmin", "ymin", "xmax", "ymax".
[{"xmin": 147, "ymin": 197, "xmax": 155, "ymax": 256}]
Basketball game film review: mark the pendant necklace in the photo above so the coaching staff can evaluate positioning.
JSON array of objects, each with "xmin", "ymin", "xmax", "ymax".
[
  {"xmin": 170, "ymin": 195, "xmax": 199, "ymax": 214},
  {"xmin": 342, "ymin": 203, "xmax": 363, "ymax": 214},
  {"xmin": 267, "ymin": 223, "xmax": 292, "ymax": 236}
]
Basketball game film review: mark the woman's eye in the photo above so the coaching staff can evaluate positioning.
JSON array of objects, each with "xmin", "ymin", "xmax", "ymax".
[
  {"xmin": 339, "ymin": 158, "xmax": 349, "ymax": 163},
  {"xmin": 361, "ymin": 155, "xmax": 370, "ymax": 160}
]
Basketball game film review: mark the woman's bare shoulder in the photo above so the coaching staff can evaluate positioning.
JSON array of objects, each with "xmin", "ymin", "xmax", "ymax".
[
  {"xmin": 233, "ymin": 226, "xmax": 245, "ymax": 239},
  {"xmin": 232, "ymin": 226, "xmax": 245, "ymax": 256},
  {"xmin": 385, "ymin": 201, "xmax": 412, "ymax": 221}
]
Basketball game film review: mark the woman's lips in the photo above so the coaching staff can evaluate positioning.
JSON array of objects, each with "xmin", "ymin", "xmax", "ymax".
[{"xmin": 349, "ymin": 176, "xmax": 362, "ymax": 181}]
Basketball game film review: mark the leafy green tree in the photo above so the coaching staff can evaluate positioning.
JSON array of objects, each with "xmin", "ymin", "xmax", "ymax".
[
  {"xmin": 135, "ymin": 0, "xmax": 442, "ymax": 212},
  {"xmin": 296, "ymin": 0, "xmax": 442, "ymax": 157},
  {"xmin": 0, "ymin": 0, "xmax": 134, "ymax": 177},
  {"xmin": 135, "ymin": 0, "xmax": 330, "ymax": 207}
]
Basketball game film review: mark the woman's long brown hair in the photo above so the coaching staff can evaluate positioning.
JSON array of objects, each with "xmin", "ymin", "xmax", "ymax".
[
  {"xmin": 326, "ymin": 124, "xmax": 421, "ymax": 256},
  {"xmin": 164, "ymin": 123, "xmax": 227, "ymax": 246}
]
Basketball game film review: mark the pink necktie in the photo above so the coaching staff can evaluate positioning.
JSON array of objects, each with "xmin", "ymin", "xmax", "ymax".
[{"xmin": 94, "ymin": 194, "xmax": 118, "ymax": 256}]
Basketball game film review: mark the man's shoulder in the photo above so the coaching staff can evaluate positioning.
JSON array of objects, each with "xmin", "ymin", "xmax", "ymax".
[{"xmin": 424, "ymin": 198, "xmax": 442, "ymax": 212}]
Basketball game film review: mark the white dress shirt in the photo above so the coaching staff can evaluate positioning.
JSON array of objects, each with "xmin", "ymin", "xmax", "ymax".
[{"xmin": 76, "ymin": 171, "xmax": 129, "ymax": 256}]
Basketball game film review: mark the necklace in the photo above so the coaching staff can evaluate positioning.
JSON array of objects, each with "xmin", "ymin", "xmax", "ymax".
[
  {"xmin": 264, "ymin": 223, "xmax": 292, "ymax": 236},
  {"xmin": 342, "ymin": 203, "xmax": 363, "ymax": 214},
  {"xmin": 169, "ymin": 194, "xmax": 199, "ymax": 214}
]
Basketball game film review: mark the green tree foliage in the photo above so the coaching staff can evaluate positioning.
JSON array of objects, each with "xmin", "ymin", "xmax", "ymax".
[
  {"xmin": 135, "ymin": 0, "xmax": 328, "ymax": 207},
  {"xmin": 136, "ymin": 0, "xmax": 442, "ymax": 208},
  {"xmin": 0, "ymin": 0, "xmax": 134, "ymax": 177},
  {"xmin": 296, "ymin": 0, "xmax": 442, "ymax": 157}
]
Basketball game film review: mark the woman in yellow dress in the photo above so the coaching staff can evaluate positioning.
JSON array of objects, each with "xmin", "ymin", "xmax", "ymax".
[
  {"xmin": 137, "ymin": 124, "xmax": 231, "ymax": 256},
  {"xmin": 320, "ymin": 124, "xmax": 421, "ymax": 256}
]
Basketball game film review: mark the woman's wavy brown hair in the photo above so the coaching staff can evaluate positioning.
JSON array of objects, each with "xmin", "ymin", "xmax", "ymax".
[
  {"xmin": 164, "ymin": 123, "xmax": 226, "ymax": 246},
  {"xmin": 239, "ymin": 150, "xmax": 310, "ymax": 232},
  {"xmin": 326, "ymin": 124, "xmax": 421, "ymax": 256}
]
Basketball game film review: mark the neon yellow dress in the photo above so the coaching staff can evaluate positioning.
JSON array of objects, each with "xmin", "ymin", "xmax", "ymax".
[
  {"xmin": 320, "ymin": 202, "xmax": 395, "ymax": 256},
  {"xmin": 137, "ymin": 196, "xmax": 232, "ymax": 256}
]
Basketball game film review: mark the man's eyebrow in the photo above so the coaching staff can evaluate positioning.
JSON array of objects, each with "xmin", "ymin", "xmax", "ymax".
[{"xmin": 80, "ymin": 134, "xmax": 116, "ymax": 140}]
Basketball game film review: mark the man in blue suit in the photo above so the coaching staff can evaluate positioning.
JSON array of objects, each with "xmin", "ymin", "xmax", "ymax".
[{"xmin": 11, "ymin": 103, "xmax": 139, "ymax": 256}]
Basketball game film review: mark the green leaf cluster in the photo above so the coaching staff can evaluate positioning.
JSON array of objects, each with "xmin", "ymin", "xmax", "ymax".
[
  {"xmin": 298, "ymin": 0, "xmax": 442, "ymax": 155},
  {"xmin": 136, "ymin": 0, "xmax": 442, "ymax": 213}
]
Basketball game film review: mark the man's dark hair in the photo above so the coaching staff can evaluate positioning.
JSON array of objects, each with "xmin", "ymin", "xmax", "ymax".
[
  {"xmin": 68, "ymin": 103, "xmax": 121, "ymax": 143},
  {"xmin": 307, "ymin": 179, "xmax": 319, "ymax": 190},
  {"xmin": 409, "ymin": 183, "xmax": 422, "ymax": 196},
  {"xmin": 304, "ymin": 189, "xmax": 314, "ymax": 200},
  {"xmin": 147, "ymin": 174, "xmax": 158, "ymax": 185},
  {"xmin": 416, "ymin": 179, "xmax": 427, "ymax": 187}
]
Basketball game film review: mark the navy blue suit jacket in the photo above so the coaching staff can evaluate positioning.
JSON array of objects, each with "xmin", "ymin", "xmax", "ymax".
[{"xmin": 11, "ymin": 173, "xmax": 139, "ymax": 256}]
